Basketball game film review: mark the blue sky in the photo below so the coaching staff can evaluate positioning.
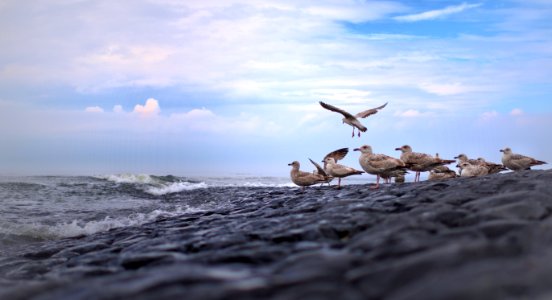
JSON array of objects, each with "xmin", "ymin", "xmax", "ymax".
[{"xmin": 0, "ymin": 0, "xmax": 551, "ymax": 176}]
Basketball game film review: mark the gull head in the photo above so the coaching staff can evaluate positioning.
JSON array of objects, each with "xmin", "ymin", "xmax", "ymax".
[
  {"xmin": 395, "ymin": 145, "xmax": 412, "ymax": 153},
  {"xmin": 354, "ymin": 145, "xmax": 373, "ymax": 154},
  {"xmin": 323, "ymin": 157, "xmax": 337, "ymax": 165},
  {"xmin": 288, "ymin": 161, "xmax": 300, "ymax": 167},
  {"xmin": 454, "ymin": 154, "xmax": 468, "ymax": 161},
  {"xmin": 500, "ymin": 147, "xmax": 512, "ymax": 154}
]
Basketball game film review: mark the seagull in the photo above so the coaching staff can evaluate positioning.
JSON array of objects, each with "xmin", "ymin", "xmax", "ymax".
[
  {"xmin": 322, "ymin": 147, "xmax": 349, "ymax": 170},
  {"xmin": 457, "ymin": 162, "xmax": 489, "ymax": 177},
  {"xmin": 454, "ymin": 153, "xmax": 481, "ymax": 175},
  {"xmin": 288, "ymin": 160, "xmax": 330, "ymax": 192},
  {"xmin": 319, "ymin": 101, "xmax": 388, "ymax": 137},
  {"xmin": 323, "ymin": 157, "xmax": 364, "ymax": 189},
  {"xmin": 500, "ymin": 147, "xmax": 547, "ymax": 171},
  {"xmin": 317, "ymin": 148, "xmax": 349, "ymax": 186},
  {"xmin": 354, "ymin": 145, "xmax": 407, "ymax": 189},
  {"xmin": 428, "ymin": 168, "xmax": 458, "ymax": 181},
  {"xmin": 476, "ymin": 157, "xmax": 507, "ymax": 174},
  {"xmin": 395, "ymin": 145, "xmax": 455, "ymax": 182},
  {"xmin": 429, "ymin": 154, "xmax": 458, "ymax": 180}
]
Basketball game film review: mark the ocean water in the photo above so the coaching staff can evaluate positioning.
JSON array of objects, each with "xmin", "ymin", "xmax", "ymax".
[{"xmin": 0, "ymin": 174, "xmax": 296, "ymax": 257}]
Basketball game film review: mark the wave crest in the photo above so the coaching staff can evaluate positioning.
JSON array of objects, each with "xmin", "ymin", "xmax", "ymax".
[
  {"xmin": 0, "ymin": 205, "xmax": 202, "ymax": 241},
  {"xmin": 95, "ymin": 174, "xmax": 208, "ymax": 195}
]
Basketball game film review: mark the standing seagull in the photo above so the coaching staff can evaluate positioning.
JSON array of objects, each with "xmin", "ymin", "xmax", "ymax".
[
  {"xmin": 395, "ymin": 145, "xmax": 455, "ymax": 182},
  {"xmin": 323, "ymin": 157, "xmax": 364, "ymax": 189},
  {"xmin": 318, "ymin": 148, "xmax": 349, "ymax": 185},
  {"xmin": 288, "ymin": 160, "xmax": 330, "ymax": 192},
  {"xmin": 319, "ymin": 101, "xmax": 388, "ymax": 137},
  {"xmin": 500, "ymin": 147, "xmax": 546, "ymax": 171},
  {"xmin": 354, "ymin": 145, "xmax": 407, "ymax": 189},
  {"xmin": 322, "ymin": 147, "xmax": 349, "ymax": 170},
  {"xmin": 457, "ymin": 162, "xmax": 489, "ymax": 177}
]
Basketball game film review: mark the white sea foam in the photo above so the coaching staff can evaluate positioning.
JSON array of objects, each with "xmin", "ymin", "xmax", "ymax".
[
  {"xmin": 226, "ymin": 182, "xmax": 296, "ymax": 188},
  {"xmin": 146, "ymin": 181, "xmax": 208, "ymax": 196},
  {"xmin": 96, "ymin": 173, "xmax": 159, "ymax": 184},
  {"xmin": 95, "ymin": 174, "xmax": 294, "ymax": 195},
  {"xmin": 95, "ymin": 174, "xmax": 209, "ymax": 195},
  {"xmin": 0, "ymin": 205, "xmax": 203, "ymax": 240}
]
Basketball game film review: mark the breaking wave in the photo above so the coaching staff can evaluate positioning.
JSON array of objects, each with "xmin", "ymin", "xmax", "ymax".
[
  {"xmin": 95, "ymin": 174, "xmax": 293, "ymax": 195},
  {"xmin": 0, "ymin": 205, "xmax": 203, "ymax": 242}
]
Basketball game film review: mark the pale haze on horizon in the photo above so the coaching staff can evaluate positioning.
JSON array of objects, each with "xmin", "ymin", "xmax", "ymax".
[{"xmin": 0, "ymin": 0, "xmax": 551, "ymax": 177}]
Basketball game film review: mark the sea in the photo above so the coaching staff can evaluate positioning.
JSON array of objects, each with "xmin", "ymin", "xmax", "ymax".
[
  {"xmin": 0, "ymin": 174, "xmax": 297, "ymax": 257},
  {"xmin": 0, "ymin": 174, "xmax": 377, "ymax": 259}
]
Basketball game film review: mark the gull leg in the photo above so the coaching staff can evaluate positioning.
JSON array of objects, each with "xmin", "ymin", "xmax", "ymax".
[
  {"xmin": 351, "ymin": 128, "xmax": 355, "ymax": 138},
  {"xmin": 358, "ymin": 131, "xmax": 361, "ymax": 137},
  {"xmin": 370, "ymin": 175, "xmax": 380, "ymax": 189}
]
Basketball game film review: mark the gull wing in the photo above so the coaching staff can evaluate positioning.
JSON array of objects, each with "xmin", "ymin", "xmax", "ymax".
[
  {"xmin": 309, "ymin": 158, "xmax": 328, "ymax": 177},
  {"xmin": 355, "ymin": 102, "xmax": 388, "ymax": 118},
  {"xmin": 323, "ymin": 148, "xmax": 349, "ymax": 163},
  {"xmin": 319, "ymin": 101, "xmax": 355, "ymax": 119}
]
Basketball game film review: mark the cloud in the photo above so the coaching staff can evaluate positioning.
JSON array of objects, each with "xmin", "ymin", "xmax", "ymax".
[
  {"xmin": 302, "ymin": 2, "xmax": 406, "ymax": 23},
  {"xmin": 395, "ymin": 109, "xmax": 422, "ymax": 118},
  {"xmin": 113, "ymin": 105, "xmax": 124, "ymax": 113},
  {"xmin": 85, "ymin": 106, "xmax": 104, "ymax": 113},
  {"xmin": 480, "ymin": 110, "xmax": 499, "ymax": 122},
  {"xmin": 133, "ymin": 98, "xmax": 160, "ymax": 116},
  {"xmin": 168, "ymin": 108, "xmax": 277, "ymax": 135},
  {"xmin": 510, "ymin": 108, "xmax": 524, "ymax": 116},
  {"xmin": 394, "ymin": 2, "xmax": 482, "ymax": 22},
  {"xmin": 1, "ymin": 2, "xmax": 551, "ymax": 146},
  {"xmin": 418, "ymin": 82, "xmax": 471, "ymax": 96}
]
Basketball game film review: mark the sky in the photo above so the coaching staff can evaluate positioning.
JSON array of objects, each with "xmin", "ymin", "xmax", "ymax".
[{"xmin": 0, "ymin": 0, "xmax": 551, "ymax": 177}]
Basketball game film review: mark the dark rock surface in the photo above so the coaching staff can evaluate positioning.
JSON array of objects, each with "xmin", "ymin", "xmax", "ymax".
[{"xmin": 2, "ymin": 170, "xmax": 552, "ymax": 300}]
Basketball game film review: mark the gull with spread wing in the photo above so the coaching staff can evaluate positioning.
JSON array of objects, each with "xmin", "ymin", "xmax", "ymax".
[{"xmin": 319, "ymin": 101, "xmax": 388, "ymax": 137}]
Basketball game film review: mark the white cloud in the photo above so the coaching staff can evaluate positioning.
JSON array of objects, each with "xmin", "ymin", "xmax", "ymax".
[
  {"xmin": 480, "ymin": 110, "xmax": 499, "ymax": 122},
  {"xmin": 85, "ymin": 106, "xmax": 104, "ymax": 113},
  {"xmin": 133, "ymin": 98, "xmax": 160, "ymax": 116},
  {"xmin": 113, "ymin": 105, "xmax": 124, "ymax": 113},
  {"xmin": 510, "ymin": 108, "xmax": 524, "ymax": 116},
  {"xmin": 394, "ymin": 3, "xmax": 482, "ymax": 22},
  {"xmin": 168, "ymin": 108, "xmax": 275, "ymax": 134},
  {"xmin": 303, "ymin": 2, "xmax": 405, "ymax": 23},
  {"xmin": 395, "ymin": 109, "xmax": 428, "ymax": 118},
  {"xmin": 419, "ymin": 82, "xmax": 471, "ymax": 96},
  {"xmin": 0, "ymin": 1, "xmax": 551, "ymax": 144}
]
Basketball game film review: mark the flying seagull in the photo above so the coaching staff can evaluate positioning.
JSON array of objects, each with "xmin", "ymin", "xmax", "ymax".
[{"xmin": 319, "ymin": 101, "xmax": 388, "ymax": 137}]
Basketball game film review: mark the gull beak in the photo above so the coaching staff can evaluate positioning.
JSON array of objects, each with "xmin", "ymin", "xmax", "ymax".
[
  {"xmin": 353, "ymin": 148, "xmax": 360, "ymax": 151},
  {"xmin": 453, "ymin": 156, "xmax": 459, "ymax": 159},
  {"xmin": 499, "ymin": 149, "xmax": 504, "ymax": 153},
  {"xmin": 394, "ymin": 148, "xmax": 401, "ymax": 151}
]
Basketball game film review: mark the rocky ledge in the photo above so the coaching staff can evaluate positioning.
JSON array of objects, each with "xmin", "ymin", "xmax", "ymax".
[{"xmin": 2, "ymin": 170, "xmax": 552, "ymax": 300}]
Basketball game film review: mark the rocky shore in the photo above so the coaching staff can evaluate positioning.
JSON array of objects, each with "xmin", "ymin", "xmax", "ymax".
[{"xmin": 2, "ymin": 169, "xmax": 552, "ymax": 300}]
